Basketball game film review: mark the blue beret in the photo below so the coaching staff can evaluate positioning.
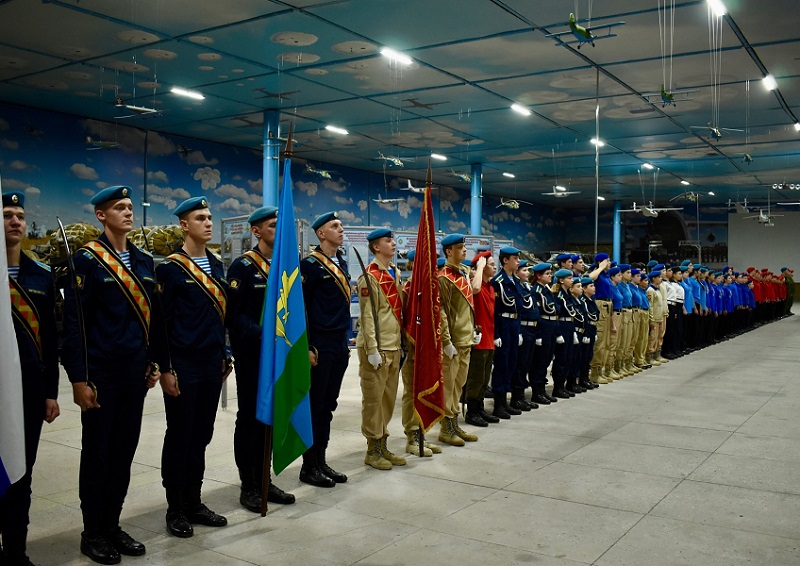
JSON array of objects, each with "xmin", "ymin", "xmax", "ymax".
[
  {"xmin": 654, "ymin": 263, "xmax": 665, "ymax": 271},
  {"xmin": 406, "ymin": 249, "xmax": 416, "ymax": 262},
  {"xmin": 531, "ymin": 262, "xmax": 551, "ymax": 273},
  {"xmin": 499, "ymin": 246, "xmax": 521, "ymax": 256},
  {"xmin": 630, "ymin": 268, "xmax": 641, "ymax": 276},
  {"xmin": 608, "ymin": 267, "xmax": 621, "ymax": 276},
  {"xmin": 640, "ymin": 273, "xmax": 649, "ymax": 280},
  {"xmin": 2, "ymin": 191, "xmax": 25, "ymax": 208},
  {"xmin": 722, "ymin": 266, "xmax": 731, "ymax": 273},
  {"xmin": 556, "ymin": 253, "xmax": 571, "ymax": 262},
  {"xmin": 581, "ymin": 277, "xmax": 593, "ymax": 286},
  {"xmin": 649, "ymin": 270, "xmax": 662, "ymax": 279},
  {"xmin": 91, "ymin": 185, "xmax": 132, "ymax": 207},
  {"xmin": 518, "ymin": 260, "xmax": 529, "ymax": 268},
  {"xmin": 692, "ymin": 263, "xmax": 702, "ymax": 269},
  {"xmin": 646, "ymin": 260, "xmax": 657, "ymax": 268},
  {"xmin": 461, "ymin": 259, "xmax": 472, "ymax": 267},
  {"xmin": 367, "ymin": 227, "xmax": 393, "ymax": 241},
  {"xmin": 594, "ymin": 253, "xmax": 609, "ymax": 262},
  {"xmin": 437, "ymin": 257, "xmax": 446, "ymax": 268},
  {"xmin": 173, "ymin": 196, "xmax": 209, "ymax": 217},
  {"xmin": 699, "ymin": 266, "xmax": 708, "ymax": 273},
  {"xmin": 681, "ymin": 259, "xmax": 692, "ymax": 266},
  {"xmin": 610, "ymin": 261, "xmax": 618, "ymax": 268},
  {"xmin": 441, "ymin": 233, "xmax": 465, "ymax": 247},
  {"xmin": 619, "ymin": 263, "xmax": 631, "ymax": 272},
  {"xmin": 311, "ymin": 211, "xmax": 339, "ymax": 231},
  {"xmin": 247, "ymin": 206, "xmax": 278, "ymax": 225},
  {"xmin": 571, "ymin": 254, "xmax": 581, "ymax": 263},
  {"xmin": 680, "ymin": 266, "xmax": 689, "ymax": 272},
  {"xmin": 781, "ymin": 267, "xmax": 788, "ymax": 272},
  {"xmin": 554, "ymin": 268, "xmax": 573, "ymax": 279}
]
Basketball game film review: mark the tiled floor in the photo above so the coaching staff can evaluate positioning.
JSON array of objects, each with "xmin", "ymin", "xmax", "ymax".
[{"xmin": 26, "ymin": 315, "xmax": 800, "ymax": 565}]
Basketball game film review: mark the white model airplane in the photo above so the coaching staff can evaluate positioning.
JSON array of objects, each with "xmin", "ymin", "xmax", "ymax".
[
  {"xmin": 542, "ymin": 188, "xmax": 580, "ymax": 198},
  {"xmin": 400, "ymin": 179, "xmax": 437, "ymax": 193},
  {"xmin": 621, "ymin": 201, "xmax": 682, "ymax": 218},
  {"xmin": 373, "ymin": 193, "xmax": 405, "ymax": 204},
  {"xmin": 114, "ymin": 98, "xmax": 160, "ymax": 119},
  {"xmin": 689, "ymin": 122, "xmax": 743, "ymax": 141},
  {"xmin": 744, "ymin": 209, "xmax": 783, "ymax": 224}
]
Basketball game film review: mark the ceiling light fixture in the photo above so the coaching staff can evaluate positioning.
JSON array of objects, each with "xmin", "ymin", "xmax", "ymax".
[
  {"xmin": 681, "ymin": 180, "xmax": 690, "ymax": 186},
  {"xmin": 325, "ymin": 125, "xmax": 349, "ymax": 135},
  {"xmin": 763, "ymin": 74, "xmax": 778, "ymax": 91},
  {"xmin": 170, "ymin": 86, "xmax": 204, "ymax": 100},
  {"xmin": 502, "ymin": 172, "xmax": 515, "ymax": 178},
  {"xmin": 794, "ymin": 122, "xmax": 800, "ymax": 132},
  {"xmin": 430, "ymin": 153, "xmax": 447, "ymax": 161},
  {"xmin": 707, "ymin": 0, "xmax": 727, "ymax": 17},
  {"xmin": 590, "ymin": 138, "xmax": 605, "ymax": 147},
  {"xmin": 380, "ymin": 47, "xmax": 412, "ymax": 65},
  {"xmin": 597, "ymin": 196, "xmax": 606, "ymax": 201},
  {"xmin": 511, "ymin": 103, "xmax": 531, "ymax": 116},
  {"xmin": 708, "ymin": 191, "xmax": 715, "ymax": 196},
  {"xmin": 642, "ymin": 163, "xmax": 654, "ymax": 170}
]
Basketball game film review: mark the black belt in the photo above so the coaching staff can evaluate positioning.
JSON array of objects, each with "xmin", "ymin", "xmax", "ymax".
[{"xmin": 631, "ymin": 307, "xmax": 641, "ymax": 311}]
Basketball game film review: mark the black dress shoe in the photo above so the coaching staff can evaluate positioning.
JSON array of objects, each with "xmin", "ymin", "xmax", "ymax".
[
  {"xmin": 492, "ymin": 406, "xmax": 511, "ymax": 419},
  {"xmin": 544, "ymin": 392, "xmax": 558, "ymax": 403},
  {"xmin": 552, "ymin": 388, "xmax": 571, "ymax": 399},
  {"xmin": 267, "ymin": 483, "xmax": 296, "ymax": 504},
  {"xmin": 319, "ymin": 462, "xmax": 347, "ymax": 484},
  {"xmin": 80, "ymin": 535, "xmax": 121, "ymax": 565},
  {"xmin": 299, "ymin": 464, "xmax": 336, "ymax": 488},
  {"xmin": 567, "ymin": 384, "xmax": 583, "ymax": 394},
  {"xmin": 509, "ymin": 399, "xmax": 531, "ymax": 412},
  {"xmin": 526, "ymin": 400, "xmax": 539, "ymax": 409},
  {"xmin": 187, "ymin": 504, "xmax": 227, "ymax": 527},
  {"xmin": 505, "ymin": 403, "xmax": 522, "ymax": 416},
  {"xmin": 465, "ymin": 412, "xmax": 489, "ymax": 427},
  {"xmin": 532, "ymin": 393, "xmax": 551, "ymax": 405},
  {"xmin": 478, "ymin": 409, "xmax": 500, "ymax": 423},
  {"xmin": 580, "ymin": 380, "xmax": 597, "ymax": 390},
  {"xmin": 166, "ymin": 511, "xmax": 194, "ymax": 538},
  {"xmin": 107, "ymin": 528, "xmax": 145, "ymax": 557},
  {"xmin": 240, "ymin": 489, "xmax": 262, "ymax": 513}
]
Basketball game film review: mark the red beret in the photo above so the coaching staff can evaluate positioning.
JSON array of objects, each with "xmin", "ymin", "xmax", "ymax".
[
  {"xmin": 746, "ymin": 267, "xmax": 755, "ymax": 273},
  {"xmin": 471, "ymin": 251, "xmax": 492, "ymax": 266}
]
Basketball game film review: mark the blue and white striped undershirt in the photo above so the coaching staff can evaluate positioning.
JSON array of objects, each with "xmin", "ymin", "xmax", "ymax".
[
  {"xmin": 8, "ymin": 265, "xmax": 20, "ymax": 279},
  {"xmin": 192, "ymin": 256, "xmax": 212, "ymax": 275},
  {"xmin": 118, "ymin": 250, "xmax": 131, "ymax": 269}
]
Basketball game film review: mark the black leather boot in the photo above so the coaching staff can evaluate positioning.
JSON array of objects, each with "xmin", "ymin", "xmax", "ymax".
[
  {"xmin": 165, "ymin": 488, "xmax": 193, "ymax": 538},
  {"xmin": 492, "ymin": 393, "xmax": 511, "ymax": 419},
  {"xmin": 465, "ymin": 399, "xmax": 489, "ymax": 426},
  {"xmin": 503, "ymin": 394, "xmax": 522, "ymax": 415},
  {"xmin": 299, "ymin": 450, "xmax": 336, "ymax": 488},
  {"xmin": 238, "ymin": 467, "xmax": 262, "ymax": 513},
  {"xmin": 185, "ymin": 483, "xmax": 227, "ymax": 527},
  {"xmin": 317, "ymin": 447, "xmax": 347, "ymax": 484},
  {"xmin": 477, "ymin": 399, "xmax": 500, "ymax": 423}
]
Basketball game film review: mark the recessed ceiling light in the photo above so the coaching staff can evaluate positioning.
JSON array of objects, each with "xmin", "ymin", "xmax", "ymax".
[
  {"xmin": 642, "ymin": 163, "xmax": 654, "ymax": 170},
  {"xmin": 590, "ymin": 138, "xmax": 605, "ymax": 147},
  {"xmin": 708, "ymin": 191, "xmax": 715, "ymax": 196},
  {"xmin": 325, "ymin": 125, "xmax": 349, "ymax": 135},
  {"xmin": 380, "ymin": 47, "xmax": 412, "ymax": 65},
  {"xmin": 503, "ymin": 172, "xmax": 515, "ymax": 178},
  {"xmin": 763, "ymin": 74, "xmax": 778, "ymax": 91},
  {"xmin": 707, "ymin": 0, "xmax": 727, "ymax": 17},
  {"xmin": 170, "ymin": 86, "xmax": 204, "ymax": 100},
  {"xmin": 431, "ymin": 153, "xmax": 447, "ymax": 161},
  {"xmin": 597, "ymin": 196, "xmax": 606, "ymax": 201},
  {"xmin": 511, "ymin": 103, "xmax": 531, "ymax": 116},
  {"xmin": 681, "ymin": 180, "xmax": 690, "ymax": 186},
  {"xmin": 794, "ymin": 122, "xmax": 800, "ymax": 132}
]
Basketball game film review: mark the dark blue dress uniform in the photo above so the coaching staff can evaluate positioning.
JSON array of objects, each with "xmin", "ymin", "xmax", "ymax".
[
  {"xmin": 566, "ymin": 292, "xmax": 586, "ymax": 389},
  {"xmin": 531, "ymin": 280, "xmax": 558, "ymax": 401},
  {"xmin": 512, "ymin": 280, "xmax": 539, "ymax": 403},
  {"xmin": 62, "ymin": 232, "xmax": 156, "ymax": 540},
  {"xmin": 151, "ymin": 249, "xmax": 227, "ymax": 521},
  {"xmin": 490, "ymin": 270, "xmax": 522, "ymax": 396},
  {"xmin": 1, "ymin": 253, "xmax": 58, "ymax": 561},
  {"xmin": 300, "ymin": 246, "xmax": 351, "ymax": 475},
  {"xmin": 226, "ymin": 247, "xmax": 271, "ymax": 499},
  {"xmin": 579, "ymin": 291, "xmax": 600, "ymax": 384},
  {"xmin": 552, "ymin": 287, "xmax": 578, "ymax": 396}
]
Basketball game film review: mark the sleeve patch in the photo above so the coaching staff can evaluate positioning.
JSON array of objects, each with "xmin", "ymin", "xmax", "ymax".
[{"xmin": 361, "ymin": 287, "xmax": 370, "ymax": 297}]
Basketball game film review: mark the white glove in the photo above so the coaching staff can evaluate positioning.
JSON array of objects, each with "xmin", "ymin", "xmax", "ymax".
[
  {"xmin": 518, "ymin": 334, "xmax": 523, "ymax": 346},
  {"xmin": 573, "ymin": 333, "xmax": 579, "ymax": 345},
  {"xmin": 535, "ymin": 338, "xmax": 542, "ymax": 346},
  {"xmin": 473, "ymin": 332, "xmax": 483, "ymax": 345},
  {"xmin": 443, "ymin": 343, "xmax": 457, "ymax": 359},
  {"xmin": 582, "ymin": 337, "xmax": 591, "ymax": 344},
  {"xmin": 367, "ymin": 352, "xmax": 382, "ymax": 369},
  {"xmin": 493, "ymin": 337, "xmax": 502, "ymax": 348},
  {"xmin": 556, "ymin": 335, "xmax": 565, "ymax": 344}
]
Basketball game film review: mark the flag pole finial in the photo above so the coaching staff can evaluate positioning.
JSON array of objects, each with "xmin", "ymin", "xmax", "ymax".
[{"xmin": 283, "ymin": 122, "xmax": 294, "ymax": 158}]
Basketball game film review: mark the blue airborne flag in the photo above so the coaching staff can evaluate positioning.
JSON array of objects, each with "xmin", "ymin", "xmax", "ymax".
[{"xmin": 256, "ymin": 157, "xmax": 313, "ymax": 475}]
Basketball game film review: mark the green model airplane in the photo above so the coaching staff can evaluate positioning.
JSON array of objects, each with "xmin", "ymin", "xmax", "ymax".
[{"xmin": 546, "ymin": 13, "xmax": 625, "ymax": 49}]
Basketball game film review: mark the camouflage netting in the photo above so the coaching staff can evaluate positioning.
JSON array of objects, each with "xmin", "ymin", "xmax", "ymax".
[
  {"xmin": 48, "ymin": 222, "xmax": 101, "ymax": 262},
  {"xmin": 147, "ymin": 225, "xmax": 184, "ymax": 256}
]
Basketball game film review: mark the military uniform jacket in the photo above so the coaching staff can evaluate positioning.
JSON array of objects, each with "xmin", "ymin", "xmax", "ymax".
[
  {"xmin": 519, "ymin": 281, "xmax": 540, "ymax": 324},
  {"xmin": 356, "ymin": 260, "xmax": 403, "ymax": 352},
  {"xmin": 301, "ymin": 246, "xmax": 352, "ymax": 351},
  {"xmin": 439, "ymin": 262, "xmax": 475, "ymax": 348},
  {"xmin": 226, "ymin": 247, "xmax": 270, "ymax": 364},
  {"xmin": 647, "ymin": 285, "xmax": 665, "ymax": 322},
  {"xmin": 492, "ymin": 270, "xmax": 522, "ymax": 330},
  {"xmin": 152, "ymin": 248, "xmax": 227, "ymax": 379},
  {"xmin": 532, "ymin": 281, "xmax": 557, "ymax": 318},
  {"xmin": 11, "ymin": 253, "xmax": 59, "ymax": 398}
]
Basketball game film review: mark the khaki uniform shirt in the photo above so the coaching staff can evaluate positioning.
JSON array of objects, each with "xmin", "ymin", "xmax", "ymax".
[
  {"xmin": 439, "ymin": 262, "xmax": 475, "ymax": 348},
  {"xmin": 356, "ymin": 259, "xmax": 403, "ymax": 352}
]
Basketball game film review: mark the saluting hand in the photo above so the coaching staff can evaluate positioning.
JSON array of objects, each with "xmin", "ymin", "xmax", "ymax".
[
  {"xmin": 72, "ymin": 382, "xmax": 100, "ymax": 411},
  {"xmin": 160, "ymin": 372, "xmax": 180, "ymax": 397}
]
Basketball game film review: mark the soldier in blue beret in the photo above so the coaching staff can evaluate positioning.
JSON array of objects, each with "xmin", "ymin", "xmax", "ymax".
[
  {"xmin": 152, "ymin": 197, "xmax": 230, "ymax": 538},
  {"xmin": 587, "ymin": 253, "xmax": 612, "ymax": 383},
  {"xmin": 550, "ymin": 269, "xmax": 582, "ymax": 397},
  {"xmin": 490, "ymin": 246, "xmax": 524, "ymax": 418},
  {"xmin": 577, "ymin": 276, "xmax": 601, "ymax": 386},
  {"xmin": 528, "ymin": 262, "xmax": 559, "ymax": 402},
  {"xmin": 509, "ymin": 258, "xmax": 539, "ymax": 412},
  {"xmin": 61, "ymin": 185, "xmax": 158, "ymax": 563},
  {"xmin": 2, "ymin": 191, "xmax": 61, "ymax": 566},
  {"xmin": 226, "ymin": 206, "xmax": 295, "ymax": 509},
  {"xmin": 299, "ymin": 210, "xmax": 352, "ymax": 484},
  {"xmin": 555, "ymin": 253, "xmax": 572, "ymax": 271}
]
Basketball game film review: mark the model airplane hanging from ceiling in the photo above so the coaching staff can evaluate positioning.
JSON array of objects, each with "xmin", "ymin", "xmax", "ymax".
[
  {"xmin": 306, "ymin": 163, "xmax": 335, "ymax": 179},
  {"xmin": 690, "ymin": 122, "xmax": 743, "ymax": 141},
  {"xmin": 373, "ymin": 194, "xmax": 405, "ymax": 204},
  {"xmin": 400, "ymin": 179, "xmax": 437, "ymax": 193},
  {"xmin": 450, "ymin": 169, "xmax": 472, "ymax": 183},
  {"xmin": 744, "ymin": 209, "xmax": 782, "ymax": 225},
  {"xmin": 377, "ymin": 151, "xmax": 414, "ymax": 167},
  {"xmin": 542, "ymin": 187, "xmax": 580, "ymax": 198},
  {"xmin": 620, "ymin": 201, "xmax": 682, "ymax": 218},
  {"xmin": 643, "ymin": 85, "xmax": 698, "ymax": 107},
  {"xmin": 546, "ymin": 13, "xmax": 625, "ymax": 49},
  {"xmin": 86, "ymin": 136, "xmax": 121, "ymax": 150},
  {"xmin": 114, "ymin": 98, "xmax": 160, "ymax": 119},
  {"xmin": 403, "ymin": 98, "xmax": 447, "ymax": 110},
  {"xmin": 496, "ymin": 198, "xmax": 532, "ymax": 209}
]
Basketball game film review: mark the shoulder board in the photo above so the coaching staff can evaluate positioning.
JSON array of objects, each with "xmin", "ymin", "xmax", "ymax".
[{"xmin": 34, "ymin": 260, "xmax": 51, "ymax": 272}]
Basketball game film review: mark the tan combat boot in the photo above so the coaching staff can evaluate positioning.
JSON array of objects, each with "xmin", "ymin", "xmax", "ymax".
[
  {"xmin": 590, "ymin": 367, "xmax": 609, "ymax": 385},
  {"xmin": 438, "ymin": 417, "xmax": 466, "ymax": 446},
  {"xmin": 451, "ymin": 416, "xmax": 478, "ymax": 442},
  {"xmin": 405, "ymin": 429, "xmax": 433, "ymax": 457},
  {"xmin": 649, "ymin": 353, "xmax": 662, "ymax": 366},
  {"xmin": 364, "ymin": 438, "xmax": 392, "ymax": 470},
  {"xmin": 656, "ymin": 351, "xmax": 669, "ymax": 363},
  {"xmin": 379, "ymin": 436, "xmax": 407, "ymax": 466}
]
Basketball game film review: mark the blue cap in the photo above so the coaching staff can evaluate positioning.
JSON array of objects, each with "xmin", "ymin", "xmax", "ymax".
[
  {"xmin": 594, "ymin": 253, "xmax": 609, "ymax": 262},
  {"xmin": 437, "ymin": 257, "xmax": 446, "ymax": 268},
  {"xmin": 91, "ymin": 185, "xmax": 132, "ymax": 207},
  {"xmin": 571, "ymin": 254, "xmax": 581, "ymax": 263},
  {"xmin": 499, "ymin": 246, "xmax": 521, "ymax": 256},
  {"xmin": 556, "ymin": 253, "xmax": 571, "ymax": 262},
  {"xmin": 518, "ymin": 260, "xmax": 529, "ymax": 268},
  {"xmin": 441, "ymin": 233, "xmax": 465, "ymax": 247},
  {"xmin": 680, "ymin": 266, "xmax": 689, "ymax": 272},
  {"xmin": 699, "ymin": 266, "xmax": 708, "ymax": 273},
  {"xmin": 681, "ymin": 259, "xmax": 692, "ymax": 266},
  {"xmin": 311, "ymin": 211, "xmax": 339, "ymax": 231},
  {"xmin": 2, "ymin": 191, "xmax": 25, "ymax": 208},
  {"xmin": 619, "ymin": 263, "xmax": 631, "ymax": 272},
  {"xmin": 631, "ymin": 268, "xmax": 641, "ymax": 276},
  {"xmin": 461, "ymin": 259, "xmax": 472, "ymax": 267},
  {"xmin": 581, "ymin": 277, "xmax": 593, "ymax": 286},
  {"xmin": 646, "ymin": 260, "xmax": 657, "ymax": 268},
  {"xmin": 247, "ymin": 206, "xmax": 278, "ymax": 225},
  {"xmin": 692, "ymin": 263, "xmax": 702, "ymax": 269},
  {"xmin": 610, "ymin": 261, "xmax": 618, "ymax": 268},
  {"xmin": 649, "ymin": 270, "xmax": 662, "ymax": 279},
  {"xmin": 531, "ymin": 262, "xmax": 551, "ymax": 273},
  {"xmin": 407, "ymin": 249, "xmax": 416, "ymax": 262},
  {"xmin": 367, "ymin": 227, "xmax": 393, "ymax": 241},
  {"xmin": 654, "ymin": 263, "xmax": 665, "ymax": 271},
  {"xmin": 554, "ymin": 268, "xmax": 573, "ymax": 279},
  {"xmin": 640, "ymin": 274, "xmax": 649, "ymax": 281},
  {"xmin": 608, "ymin": 267, "xmax": 621, "ymax": 276},
  {"xmin": 173, "ymin": 196, "xmax": 209, "ymax": 217},
  {"xmin": 781, "ymin": 267, "xmax": 788, "ymax": 272}
]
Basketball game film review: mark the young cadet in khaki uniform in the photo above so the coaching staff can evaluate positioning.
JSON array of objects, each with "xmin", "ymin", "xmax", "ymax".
[
  {"xmin": 226, "ymin": 206, "xmax": 295, "ymax": 511},
  {"xmin": 2, "ymin": 192, "xmax": 60, "ymax": 566},
  {"xmin": 356, "ymin": 228, "xmax": 406, "ymax": 470},
  {"xmin": 438, "ymin": 233, "xmax": 479, "ymax": 446},
  {"xmin": 62, "ymin": 186, "xmax": 159, "ymax": 565},
  {"xmin": 646, "ymin": 271, "xmax": 666, "ymax": 366}
]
